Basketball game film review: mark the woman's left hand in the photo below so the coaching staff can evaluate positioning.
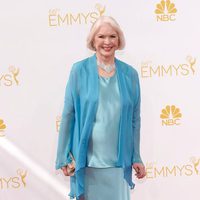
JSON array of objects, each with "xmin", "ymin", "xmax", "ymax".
[{"xmin": 132, "ymin": 163, "xmax": 146, "ymax": 179}]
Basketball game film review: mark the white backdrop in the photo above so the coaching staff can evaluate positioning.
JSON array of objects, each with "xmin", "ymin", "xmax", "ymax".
[{"xmin": 1, "ymin": 0, "xmax": 200, "ymax": 200}]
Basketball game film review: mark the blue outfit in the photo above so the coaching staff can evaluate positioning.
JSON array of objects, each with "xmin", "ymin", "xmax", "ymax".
[
  {"xmin": 84, "ymin": 168, "xmax": 130, "ymax": 200},
  {"xmin": 56, "ymin": 54, "xmax": 143, "ymax": 199},
  {"xmin": 87, "ymin": 74, "xmax": 120, "ymax": 167},
  {"xmin": 85, "ymin": 73, "xmax": 130, "ymax": 200}
]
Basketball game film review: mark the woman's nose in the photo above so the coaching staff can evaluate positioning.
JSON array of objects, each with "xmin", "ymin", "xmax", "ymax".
[{"xmin": 104, "ymin": 37, "xmax": 111, "ymax": 44}]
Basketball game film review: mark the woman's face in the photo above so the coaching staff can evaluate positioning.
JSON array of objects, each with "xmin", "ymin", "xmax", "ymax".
[{"xmin": 93, "ymin": 23, "xmax": 119, "ymax": 59}]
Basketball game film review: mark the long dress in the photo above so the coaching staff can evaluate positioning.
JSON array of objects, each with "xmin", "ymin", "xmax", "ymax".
[{"xmin": 84, "ymin": 72, "xmax": 130, "ymax": 200}]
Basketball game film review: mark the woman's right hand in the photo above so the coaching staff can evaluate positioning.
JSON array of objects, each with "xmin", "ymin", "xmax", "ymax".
[
  {"xmin": 61, "ymin": 162, "xmax": 75, "ymax": 176},
  {"xmin": 61, "ymin": 166, "xmax": 70, "ymax": 176}
]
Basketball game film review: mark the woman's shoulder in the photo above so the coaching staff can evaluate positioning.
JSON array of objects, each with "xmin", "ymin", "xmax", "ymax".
[
  {"xmin": 72, "ymin": 55, "xmax": 94, "ymax": 71},
  {"xmin": 115, "ymin": 58, "xmax": 139, "ymax": 77}
]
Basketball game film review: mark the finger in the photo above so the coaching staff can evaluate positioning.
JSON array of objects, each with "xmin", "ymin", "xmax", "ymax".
[
  {"xmin": 62, "ymin": 168, "xmax": 69, "ymax": 176},
  {"xmin": 137, "ymin": 173, "xmax": 143, "ymax": 179},
  {"xmin": 134, "ymin": 166, "xmax": 140, "ymax": 173},
  {"xmin": 138, "ymin": 171, "xmax": 146, "ymax": 179},
  {"xmin": 136, "ymin": 169, "xmax": 145, "ymax": 179}
]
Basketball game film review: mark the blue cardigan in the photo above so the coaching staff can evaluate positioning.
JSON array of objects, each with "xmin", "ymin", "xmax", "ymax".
[{"xmin": 56, "ymin": 54, "xmax": 143, "ymax": 199}]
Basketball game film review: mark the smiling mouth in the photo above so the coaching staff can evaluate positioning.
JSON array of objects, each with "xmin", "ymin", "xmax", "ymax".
[{"xmin": 102, "ymin": 47, "xmax": 113, "ymax": 51}]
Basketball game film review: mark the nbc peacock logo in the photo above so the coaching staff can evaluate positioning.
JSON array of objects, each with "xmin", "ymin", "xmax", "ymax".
[
  {"xmin": 160, "ymin": 105, "xmax": 182, "ymax": 126},
  {"xmin": 49, "ymin": 3, "xmax": 106, "ymax": 27},
  {"xmin": 155, "ymin": 0, "xmax": 177, "ymax": 21},
  {"xmin": 0, "ymin": 119, "xmax": 6, "ymax": 137}
]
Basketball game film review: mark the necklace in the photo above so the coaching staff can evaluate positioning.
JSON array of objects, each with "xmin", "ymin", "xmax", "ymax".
[{"xmin": 97, "ymin": 60, "xmax": 115, "ymax": 73}]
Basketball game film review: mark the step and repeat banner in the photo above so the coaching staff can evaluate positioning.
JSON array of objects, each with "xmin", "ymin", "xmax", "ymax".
[{"xmin": 0, "ymin": 0, "xmax": 199, "ymax": 199}]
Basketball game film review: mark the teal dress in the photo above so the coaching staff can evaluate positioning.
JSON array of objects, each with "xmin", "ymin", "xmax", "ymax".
[{"xmin": 84, "ymin": 72, "xmax": 130, "ymax": 200}]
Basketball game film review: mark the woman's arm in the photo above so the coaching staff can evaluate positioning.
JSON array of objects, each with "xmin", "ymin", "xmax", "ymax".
[
  {"xmin": 132, "ymin": 73, "xmax": 146, "ymax": 179},
  {"xmin": 55, "ymin": 66, "xmax": 76, "ymax": 170},
  {"xmin": 131, "ymin": 71, "xmax": 146, "ymax": 178},
  {"xmin": 132, "ymin": 72, "xmax": 142, "ymax": 164}
]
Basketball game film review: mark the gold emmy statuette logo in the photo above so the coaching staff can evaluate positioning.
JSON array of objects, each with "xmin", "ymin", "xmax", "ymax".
[
  {"xmin": 155, "ymin": 0, "xmax": 177, "ymax": 21},
  {"xmin": 190, "ymin": 157, "xmax": 200, "ymax": 175},
  {"xmin": 0, "ymin": 119, "xmax": 6, "ymax": 137},
  {"xmin": 9, "ymin": 66, "xmax": 20, "ymax": 85},
  {"xmin": 56, "ymin": 115, "xmax": 61, "ymax": 132},
  {"xmin": 95, "ymin": 4, "xmax": 106, "ymax": 16},
  {"xmin": 160, "ymin": 105, "xmax": 182, "ymax": 126},
  {"xmin": 48, "ymin": 4, "xmax": 106, "ymax": 27},
  {"xmin": 186, "ymin": 56, "xmax": 196, "ymax": 75},
  {"xmin": 17, "ymin": 169, "xmax": 27, "ymax": 187}
]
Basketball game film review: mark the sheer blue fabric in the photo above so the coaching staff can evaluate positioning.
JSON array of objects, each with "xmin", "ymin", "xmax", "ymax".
[{"xmin": 55, "ymin": 54, "xmax": 143, "ymax": 199}]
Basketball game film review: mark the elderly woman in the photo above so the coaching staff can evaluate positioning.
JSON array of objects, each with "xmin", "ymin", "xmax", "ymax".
[{"xmin": 56, "ymin": 16, "xmax": 146, "ymax": 200}]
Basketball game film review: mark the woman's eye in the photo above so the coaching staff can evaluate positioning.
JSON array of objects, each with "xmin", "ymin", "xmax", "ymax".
[
  {"xmin": 98, "ymin": 35, "xmax": 104, "ymax": 38},
  {"xmin": 111, "ymin": 35, "xmax": 117, "ymax": 38}
]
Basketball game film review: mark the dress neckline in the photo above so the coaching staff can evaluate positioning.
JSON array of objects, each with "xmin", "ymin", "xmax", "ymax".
[{"xmin": 98, "ymin": 72, "xmax": 116, "ymax": 79}]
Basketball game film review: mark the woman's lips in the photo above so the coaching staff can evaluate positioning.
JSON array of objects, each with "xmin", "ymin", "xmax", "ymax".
[{"xmin": 102, "ymin": 47, "xmax": 112, "ymax": 51}]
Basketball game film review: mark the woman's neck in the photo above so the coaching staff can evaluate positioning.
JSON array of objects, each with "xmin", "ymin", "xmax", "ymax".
[{"xmin": 96, "ymin": 53, "xmax": 115, "ymax": 65}]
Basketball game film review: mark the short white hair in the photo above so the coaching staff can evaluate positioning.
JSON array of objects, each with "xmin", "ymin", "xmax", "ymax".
[{"xmin": 87, "ymin": 16, "xmax": 125, "ymax": 51}]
